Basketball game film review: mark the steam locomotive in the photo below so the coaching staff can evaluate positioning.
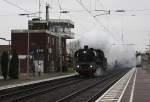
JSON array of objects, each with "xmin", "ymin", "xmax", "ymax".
[{"xmin": 74, "ymin": 45, "xmax": 107, "ymax": 76}]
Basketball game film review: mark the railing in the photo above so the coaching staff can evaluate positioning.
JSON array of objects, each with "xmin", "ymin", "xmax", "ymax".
[{"xmin": 60, "ymin": 31, "xmax": 75, "ymax": 39}]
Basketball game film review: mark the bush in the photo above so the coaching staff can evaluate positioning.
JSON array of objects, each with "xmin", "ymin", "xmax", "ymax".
[
  {"xmin": 1, "ymin": 51, "xmax": 9, "ymax": 80},
  {"xmin": 9, "ymin": 49, "xmax": 19, "ymax": 79}
]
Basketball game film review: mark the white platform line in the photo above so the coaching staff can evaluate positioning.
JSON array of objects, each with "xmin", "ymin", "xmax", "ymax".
[
  {"xmin": 129, "ymin": 68, "xmax": 137, "ymax": 102},
  {"xmin": 96, "ymin": 68, "xmax": 136, "ymax": 102},
  {"xmin": 117, "ymin": 68, "xmax": 136, "ymax": 102},
  {"xmin": 101, "ymin": 98, "xmax": 118, "ymax": 101}
]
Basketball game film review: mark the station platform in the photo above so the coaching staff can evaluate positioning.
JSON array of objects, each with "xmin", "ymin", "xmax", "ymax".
[
  {"xmin": 1, "ymin": 68, "xmax": 149, "ymax": 102},
  {"xmin": 0, "ymin": 72, "xmax": 76, "ymax": 90},
  {"xmin": 96, "ymin": 67, "xmax": 150, "ymax": 102},
  {"xmin": 121, "ymin": 67, "xmax": 150, "ymax": 102}
]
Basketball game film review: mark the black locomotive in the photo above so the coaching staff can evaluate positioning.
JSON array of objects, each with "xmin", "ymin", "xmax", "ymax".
[{"xmin": 74, "ymin": 45, "xmax": 107, "ymax": 76}]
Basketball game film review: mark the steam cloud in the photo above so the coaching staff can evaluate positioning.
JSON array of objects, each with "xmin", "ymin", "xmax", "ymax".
[{"xmin": 78, "ymin": 27, "xmax": 136, "ymax": 68}]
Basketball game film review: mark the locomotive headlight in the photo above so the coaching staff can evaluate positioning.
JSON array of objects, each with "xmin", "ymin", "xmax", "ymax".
[
  {"xmin": 90, "ymin": 65, "xmax": 93, "ymax": 68},
  {"xmin": 76, "ymin": 65, "xmax": 80, "ymax": 68}
]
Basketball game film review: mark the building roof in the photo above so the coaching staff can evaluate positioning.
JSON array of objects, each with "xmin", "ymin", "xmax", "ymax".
[
  {"xmin": 11, "ymin": 29, "xmax": 58, "ymax": 36},
  {"xmin": 48, "ymin": 19, "xmax": 74, "ymax": 28},
  {"xmin": 12, "ymin": 18, "xmax": 75, "ymax": 39},
  {"xmin": 28, "ymin": 18, "xmax": 74, "ymax": 28}
]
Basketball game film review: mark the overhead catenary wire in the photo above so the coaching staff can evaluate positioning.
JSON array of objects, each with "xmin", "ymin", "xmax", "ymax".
[
  {"xmin": 57, "ymin": 0, "xmax": 63, "ymax": 12},
  {"xmin": 95, "ymin": 0, "xmax": 105, "ymax": 10},
  {"xmin": 93, "ymin": 0, "xmax": 127, "ymax": 41},
  {"xmin": 95, "ymin": 0, "xmax": 115, "ymax": 28},
  {"xmin": 75, "ymin": 0, "xmax": 108, "ymax": 30},
  {"xmin": 122, "ymin": 8, "xmax": 150, "ymax": 12},
  {"xmin": 1, "ymin": 0, "xmax": 45, "ymax": 17},
  {"xmin": 0, "ymin": 14, "xmax": 19, "ymax": 16},
  {"xmin": 48, "ymin": 0, "xmax": 138, "ymax": 39},
  {"xmin": 2, "ymin": 0, "xmax": 29, "ymax": 13},
  {"xmin": 53, "ymin": 1, "xmax": 96, "ymax": 35},
  {"xmin": 75, "ymin": 0, "xmax": 118, "ymax": 40},
  {"xmin": 50, "ymin": 8, "xmax": 150, "ymax": 13}
]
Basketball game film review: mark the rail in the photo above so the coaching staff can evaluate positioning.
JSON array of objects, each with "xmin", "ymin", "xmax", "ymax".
[
  {"xmin": 56, "ymin": 69, "xmax": 128, "ymax": 102},
  {"xmin": 95, "ymin": 68, "xmax": 135, "ymax": 102}
]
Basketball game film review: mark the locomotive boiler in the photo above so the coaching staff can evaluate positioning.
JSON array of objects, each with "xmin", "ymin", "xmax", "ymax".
[{"xmin": 74, "ymin": 45, "xmax": 107, "ymax": 76}]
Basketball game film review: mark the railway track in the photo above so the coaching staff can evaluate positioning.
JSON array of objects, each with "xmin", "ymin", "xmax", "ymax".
[
  {"xmin": 56, "ymin": 69, "xmax": 128, "ymax": 102},
  {"xmin": 0, "ymin": 68, "xmax": 130, "ymax": 102},
  {"xmin": 0, "ymin": 75, "xmax": 83, "ymax": 102}
]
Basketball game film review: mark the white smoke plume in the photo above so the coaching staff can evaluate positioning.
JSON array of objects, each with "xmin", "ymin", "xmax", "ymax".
[{"xmin": 78, "ymin": 26, "xmax": 136, "ymax": 68}]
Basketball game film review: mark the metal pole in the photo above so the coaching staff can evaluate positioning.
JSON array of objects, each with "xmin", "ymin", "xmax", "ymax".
[
  {"xmin": 39, "ymin": 0, "xmax": 41, "ymax": 19},
  {"xmin": 121, "ymin": 14, "xmax": 124, "ymax": 42},
  {"xmin": 27, "ymin": 31, "xmax": 30, "ymax": 77},
  {"xmin": 8, "ymin": 40, "xmax": 11, "ymax": 57},
  {"xmin": 8, "ymin": 40, "xmax": 10, "ymax": 78},
  {"xmin": 18, "ymin": 14, "xmax": 33, "ymax": 77},
  {"xmin": 59, "ymin": 31, "xmax": 62, "ymax": 72},
  {"xmin": 58, "ymin": 0, "xmax": 62, "ymax": 72},
  {"xmin": 58, "ymin": 22, "xmax": 62, "ymax": 72},
  {"xmin": 19, "ymin": 59, "xmax": 20, "ymax": 78}
]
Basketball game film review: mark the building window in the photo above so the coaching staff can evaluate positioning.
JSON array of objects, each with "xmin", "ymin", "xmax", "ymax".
[
  {"xmin": 55, "ymin": 27, "xmax": 58, "ymax": 32},
  {"xmin": 49, "ymin": 27, "xmax": 54, "ymax": 32},
  {"xmin": 48, "ymin": 37, "xmax": 50, "ymax": 44},
  {"xmin": 62, "ymin": 56, "xmax": 65, "ymax": 62},
  {"xmin": 59, "ymin": 28, "xmax": 63, "ymax": 32},
  {"xmin": 62, "ymin": 28, "xmax": 64, "ymax": 32},
  {"xmin": 64, "ymin": 28, "xmax": 70, "ymax": 33},
  {"xmin": 62, "ymin": 40, "xmax": 65, "ymax": 48},
  {"xmin": 63, "ymin": 42, "xmax": 65, "ymax": 47},
  {"xmin": 52, "ymin": 38, "xmax": 55, "ymax": 45},
  {"xmin": 38, "ymin": 49, "xmax": 44, "ymax": 53},
  {"xmin": 48, "ymin": 48, "xmax": 52, "ymax": 53},
  {"xmin": 48, "ymin": 54, "xmax": 50, "ymax": 61}
]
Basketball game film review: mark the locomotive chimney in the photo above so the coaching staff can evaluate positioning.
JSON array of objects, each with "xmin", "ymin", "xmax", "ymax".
[{"xmin": 84, "ymin": 45, "xmax": 88, "ymax": 49}]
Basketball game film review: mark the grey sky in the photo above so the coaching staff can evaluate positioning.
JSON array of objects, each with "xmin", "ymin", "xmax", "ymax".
[{"xmin": 0, "ymin": 0, "xmax": 150, "ymax": 52}]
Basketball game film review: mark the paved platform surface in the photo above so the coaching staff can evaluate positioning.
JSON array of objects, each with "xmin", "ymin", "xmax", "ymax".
[
  {"xmin": 0, "ymin": 72, "xmax": 75, "ymax": 89},
  {"xmin": 121, "ymin": 67, "xmax": 150, "ymax": 102}
]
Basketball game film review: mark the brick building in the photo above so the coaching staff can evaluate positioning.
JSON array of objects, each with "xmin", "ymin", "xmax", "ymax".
[{"xmin": 11, "ymin": 18, "xmax": 74, "ymax": 73}]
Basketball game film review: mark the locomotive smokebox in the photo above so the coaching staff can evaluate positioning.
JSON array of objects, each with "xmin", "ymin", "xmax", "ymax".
[
  {"xmin": 84, "ymin": 45, "xmax": 88, "ymax": 49},
  {"xmin": 74, "ymin": 45, "xmax": 107, "ymax": 76}
]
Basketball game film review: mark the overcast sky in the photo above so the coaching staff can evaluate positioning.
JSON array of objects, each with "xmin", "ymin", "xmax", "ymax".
[{"xmin": 0, "ymin": 0, "xmax": 150, "ymax": 52}]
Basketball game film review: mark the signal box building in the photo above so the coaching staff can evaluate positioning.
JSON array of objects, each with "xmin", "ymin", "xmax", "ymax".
[{"xmin": 11, "ymin": 18, "xmax": 74, "ymax": 73}]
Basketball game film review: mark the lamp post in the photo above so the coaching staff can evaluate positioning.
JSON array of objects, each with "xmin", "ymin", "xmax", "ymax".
[
  {"xmin": 19, "ymin": 11, "xmax": 40, "ymax": 76},
  {"xmin": 115, "ymin": 9, "xmax": 126, "ymax": 42},
  {"xmin": 58, "ymin": 10, "xmax": 70, "ymax": 72},
  {"xmin": 19, "ymin": 14, "xmax": 31, "ymax": 77},
  {"xmin": 27, "ymin": 30, "xmax": 30, "ymax": 77}
]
